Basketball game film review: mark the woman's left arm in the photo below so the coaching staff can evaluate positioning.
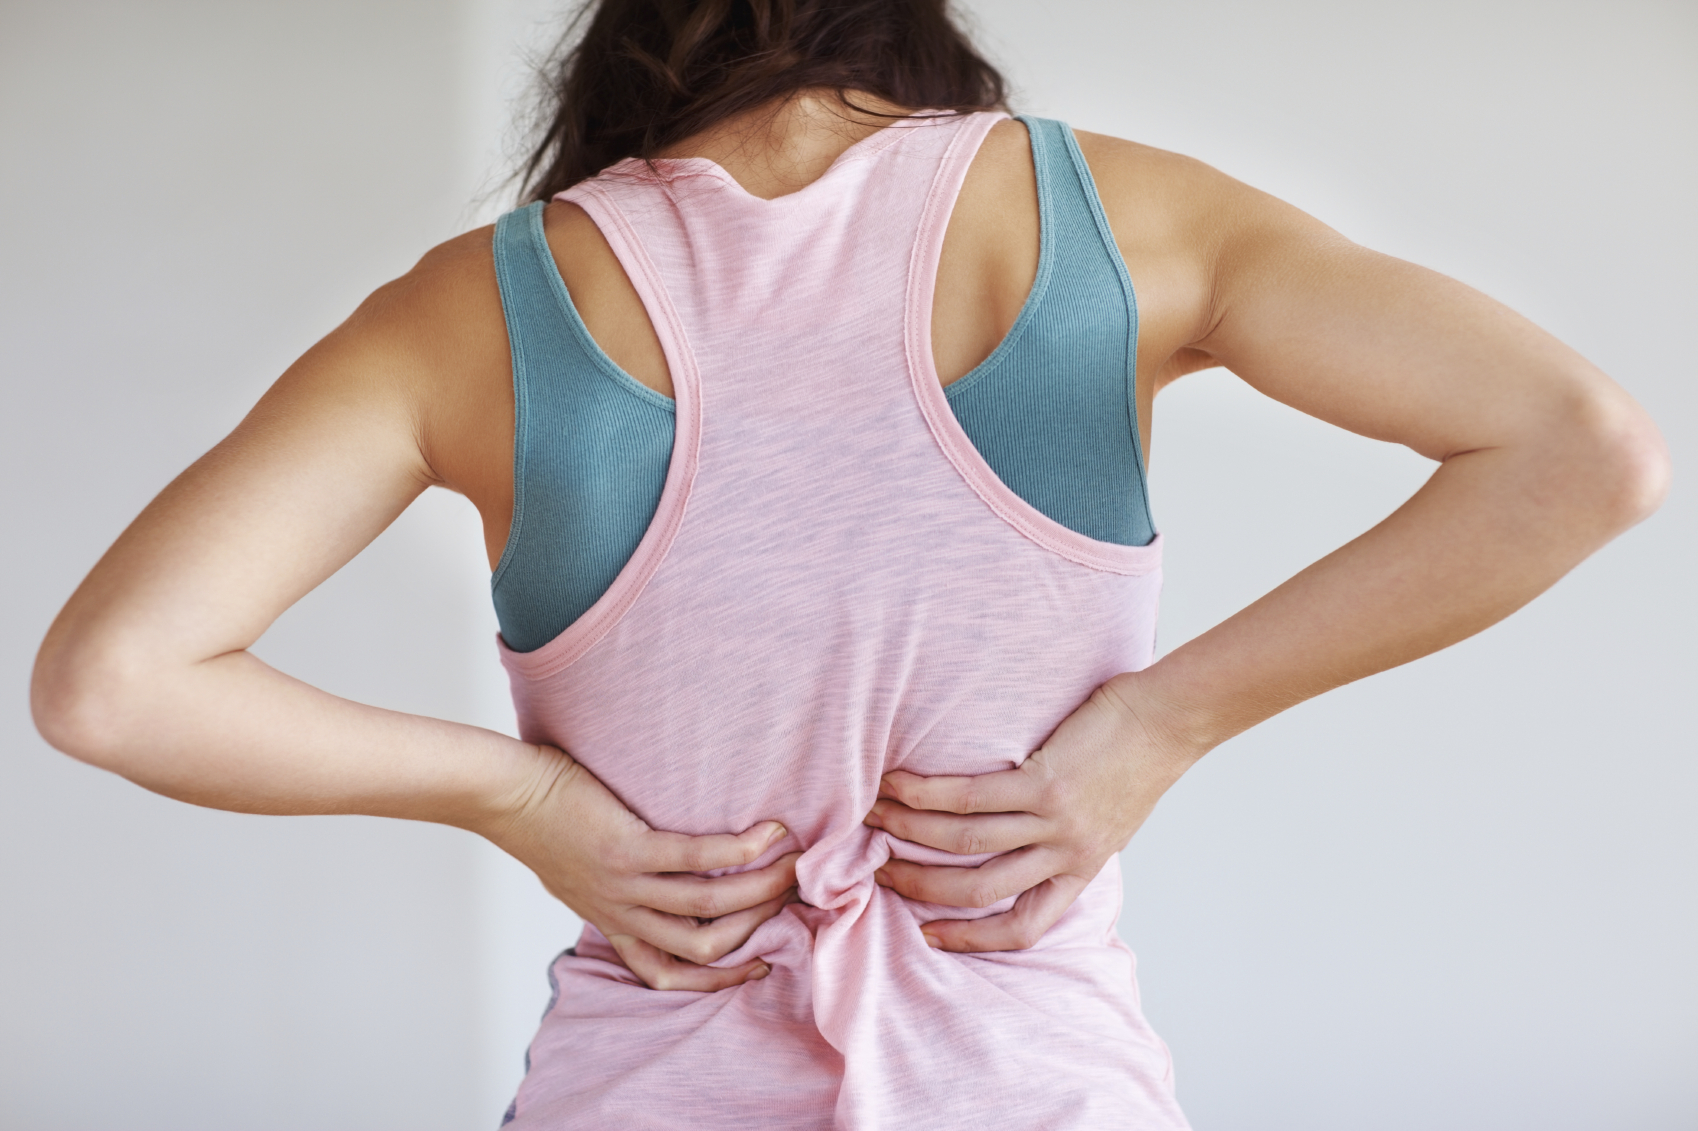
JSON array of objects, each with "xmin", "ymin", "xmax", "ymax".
[{"xmin": 866, "ymin": 146, "xmax": 1672, "ymax": 950}]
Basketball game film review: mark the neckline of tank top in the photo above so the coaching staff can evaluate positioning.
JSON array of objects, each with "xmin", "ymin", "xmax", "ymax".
[{"xmin": 589, "ymin": 108, "xmax": 1004, "ymax": 205}]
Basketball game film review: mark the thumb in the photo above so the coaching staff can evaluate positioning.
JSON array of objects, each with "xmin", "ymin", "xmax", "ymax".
[{"xmin": 920, "ymin": 873, "xmax": 1090, "ymax": 953}]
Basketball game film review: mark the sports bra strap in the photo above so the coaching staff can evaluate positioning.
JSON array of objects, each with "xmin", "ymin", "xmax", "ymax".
[
  {"xmin": 942, "ymin": 116, "xmax": 1154, "ymax": 548},
  {"xmin": 490, "ymin": 203, "xmax": 676, "ymax": 653}
]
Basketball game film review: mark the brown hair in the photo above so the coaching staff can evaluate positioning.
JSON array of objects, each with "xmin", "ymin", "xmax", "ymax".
[{"xmin": 519, "ymin": 0, "xmax": 1009, "ymax": 201}]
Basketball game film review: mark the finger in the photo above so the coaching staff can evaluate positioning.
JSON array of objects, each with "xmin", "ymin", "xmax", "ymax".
[
  {"xmin": 875, "ymin": 847, "xmax": 1060, "ymax": 909},
  {"xmin": 880, "ymin": 766, "xmax": 1037, "ymax": 814},
  {"xmin": 606, "ymin": 932, "xmax": 773, "ymax": 992},
  {"xmin": 636, "ymin": 820, "xmax": 788, "ymax": 874},
  {"xmin": 631, "ymin": 851, "xmax": 801, "ymax": 919},
  {"xmin": 864, "ymin": 800, "xmax": 1046, "ymax": 856},
  {"xmin": 622, "ymin": 889, "xmax": 794, "ymax": 966},
  {"xmin": 919, "ymin": 873, "xmax": 1092, "ymax": 953}
]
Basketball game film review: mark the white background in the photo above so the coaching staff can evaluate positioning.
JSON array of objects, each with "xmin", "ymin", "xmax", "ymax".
[{"xmin": 1, "ymin": 1, "xmax": 1691, "ymax": 1127}]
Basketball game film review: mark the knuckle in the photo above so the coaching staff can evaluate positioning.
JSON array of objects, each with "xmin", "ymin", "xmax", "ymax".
[
  {"xmin": 966, "ymin": 882, "xmax": 1000, "ymax": 909},
  {"xmin": 1028, "ymin": 778, "xmax": 1053, "ymax": 810},
  {"xmin": 952, "ymin": 828, "xmax": 985, "ymax": 856},
  {"xmin": 606, "ymin": 842, "xmax": 640, "ymax": 873},
  {"xmin": 1039, "ymin": 776, "xmax": 1070, "ymax": 812},
  {"xmin": 683, "ymin": 938, "xmax": 719, "ymax": 965},
  {"xmin": 686, "ymin": 892, "xmax": 721, "ymax": 920},
  {"xmin": 1049, "ymin": 808, "xmax": 1080, "ymax": 839},
  {"xmin": 956, "ymin": 786, "xmax": 982, "ymax": 815}
]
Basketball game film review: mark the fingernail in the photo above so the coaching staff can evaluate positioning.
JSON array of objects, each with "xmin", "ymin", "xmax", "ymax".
[
  {"xmin": 862, "ymin": 809, "xmax": 883, "ymax": 829},
  {"xmin": 767, "ymin": 824, "xmax": 787, "ymax": 844},
  {"xmin": 922, "ymin": 932, "xmax": 942, "ymax": 949},
  {"xmin": 747, "ymin": 963, "xmax": 771, "ymax": 982},
  {"xmin": 874, "ymin": 868, "xmax": 891, "ymax": 886}
]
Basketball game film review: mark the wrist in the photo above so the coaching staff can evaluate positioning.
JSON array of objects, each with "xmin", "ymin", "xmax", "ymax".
[
  {"xmin": 1100, "ymin": 666, "xmax": 1218, "ymax": 773},
  {"xmin": 453, "ymin": 738, "xmax": 572, "ymax": 846}
]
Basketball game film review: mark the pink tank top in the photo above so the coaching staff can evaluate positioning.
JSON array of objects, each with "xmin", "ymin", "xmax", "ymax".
[{"xmin": 499, "ymin": 110, "xmax": 1186, "ymax": 1131}]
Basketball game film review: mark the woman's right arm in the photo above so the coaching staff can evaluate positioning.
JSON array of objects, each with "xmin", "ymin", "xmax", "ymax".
[{"xmin": 29, "ymin": 233, "xmax": 792, "ymax": 990}]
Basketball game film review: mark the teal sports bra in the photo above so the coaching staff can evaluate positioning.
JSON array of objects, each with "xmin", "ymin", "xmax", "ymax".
[{"xmin": 491, "ymin": 116, "xmax": 1154, "ymax": 653}]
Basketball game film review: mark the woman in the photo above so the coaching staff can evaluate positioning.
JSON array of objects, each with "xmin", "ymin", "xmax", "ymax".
[{"xmin": 29, "ymin": 0, "xmax": 1668, "ymax": 1127}]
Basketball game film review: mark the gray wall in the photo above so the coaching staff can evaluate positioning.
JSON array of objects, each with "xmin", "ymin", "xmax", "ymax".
[
  {"xmin": 0, "ymin": 2, "xmax": 542, "ymax": 1127},
  {"xmin": 1, "ymin": 1, "xmax": 1691, "ymax": 1128}
]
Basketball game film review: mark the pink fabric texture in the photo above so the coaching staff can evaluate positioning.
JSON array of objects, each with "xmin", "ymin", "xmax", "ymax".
[{"xmin": 499, "ymin": 110, "xmax": 1187, "ymax": 1130}]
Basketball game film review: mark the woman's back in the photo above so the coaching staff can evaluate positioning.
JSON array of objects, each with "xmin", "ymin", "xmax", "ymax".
[
  {"xmin": 490, "ymin": 105, "xmax": 1180, "ymax": 1130},
  {"xmin": 407, "ymin": 97, "xmax": 1194, "ymax": 576},
  {"xmin": 491, "ymin": 105, "xmax": 1156, "ymax": 651}
]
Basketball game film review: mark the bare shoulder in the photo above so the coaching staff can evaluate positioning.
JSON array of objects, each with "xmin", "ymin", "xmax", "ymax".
[
  {"xmin": 282, "ymin": 224, "xmax": 507, "ymax": 418},
  {"xmin": 1068, "ymin": 129, "xmax": 1356, "ymax": 390},
  {"xmin": 319, "ymin": 225, "xmax": 513, "ymax": 501},
  {"xmin": 344, "ymin": 224, "xmax": 508, "ymax": 386},
  {"xmin": 982, "ymin": 115, "xmax": 1035, "ymax": 163},
  {"xmin": 1070, "ymin": 129, "xmax": 1325, "ymax": 248},
  {"xmin": 227, "ymin": 221, "xmax": 517, "ymax": 564},
  {"xmin": 1066, "ymin": 130, "xmax": 1240, "ymax": 388},
  {"xmin": 1070, "ymin": 132, "xmax": 1222, "ymax": 213}
]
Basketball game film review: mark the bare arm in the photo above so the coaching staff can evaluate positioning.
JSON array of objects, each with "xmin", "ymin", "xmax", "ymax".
[
  {"xmin": 30, "ymin": 262, "xmax": 508, "ymax": 821},
  {"xmin": 1139, "ymin": 177, "xmax": 1667, "ymax": 743},
  {"xmin": 30, "ymin": 236, "xmax": 793, "ymax": 989},
  {"xmin": 870, "ymin": 146, "xmax": 1670, "ymax": 947}
]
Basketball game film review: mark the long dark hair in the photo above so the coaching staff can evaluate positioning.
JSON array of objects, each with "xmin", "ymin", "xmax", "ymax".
[{"xmin": 519, "ymin": 0, "xmax": 1008, "ymax": 201}]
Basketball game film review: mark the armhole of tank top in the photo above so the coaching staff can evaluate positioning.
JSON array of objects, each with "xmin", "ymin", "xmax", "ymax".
[
  {"xmin": 488, "ymin": 200, "xmax": 678, "ymax": 599},
  {"xmin": 906, "ymin": 115, "xmax": 1162, "ymax": 576},
  {"xmin": 1054, "ymin": 123, "xmax": 1158, "ymax": 534},
  {"xmin": 499, "ymin": 183, "xmax": 705, "ymax": 681},
  {"xmin": 940, "ymin": 116, "xmax": 1056, "ymax": 402},
  {"xmin": 520, "ymin": 201, "xmax": 678, "ymax": 414}
]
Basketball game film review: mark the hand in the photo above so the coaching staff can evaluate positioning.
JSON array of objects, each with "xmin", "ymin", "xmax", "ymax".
[
  {"xmin": 485, "ymin": 745, "xmax": 799, "ymax": 990},
  {"xmin": 865, "ymin": 676, "xmax": 1198, "ymax": 952}
]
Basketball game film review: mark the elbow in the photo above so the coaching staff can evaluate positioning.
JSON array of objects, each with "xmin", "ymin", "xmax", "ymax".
[
  {"xmin": 1581, "ymin": 390, "xmax": 1671, "ymax": 533},
  {"xmin": 30, "ymin": 630, "xmax": 152, "ymax": 774}
]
